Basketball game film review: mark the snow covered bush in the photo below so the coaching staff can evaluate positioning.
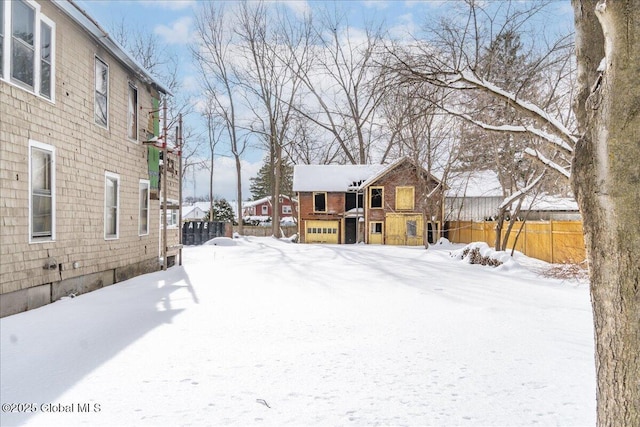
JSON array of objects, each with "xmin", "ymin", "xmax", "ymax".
[{"xmin": 451, "ymin": 242, "xmax": 504, "ymax": 267}]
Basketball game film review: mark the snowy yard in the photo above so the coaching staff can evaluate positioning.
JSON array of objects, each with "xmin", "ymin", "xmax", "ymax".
[{"xmin": 1, "ymin": 237, "xmax": 595, "ymax": 426}]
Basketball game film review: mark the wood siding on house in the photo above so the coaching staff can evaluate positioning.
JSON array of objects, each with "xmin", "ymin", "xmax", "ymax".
[{"xmin": 0, "ymin": 1, "xmax": 174, "ymax": 317}]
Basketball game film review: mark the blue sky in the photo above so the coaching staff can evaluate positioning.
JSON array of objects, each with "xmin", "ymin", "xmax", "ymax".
[{"xmin": 74, "ymin": 0, "xmax": 575, "ymax": 201}]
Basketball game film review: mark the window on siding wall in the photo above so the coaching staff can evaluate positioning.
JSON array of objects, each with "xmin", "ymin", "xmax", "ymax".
[
  {"xmin": 1, "ymin": 1, "xmax": 55, "ymax": 99},
  {"xmin": 39, "ymin": 20, "xmax": 52, "ymax": 98},
  {"xmin": 105, "ymin": 172, "xmax": 119, "ymax": 239},
  {"xmin": 313, "ymin": 192, "xmax": 327, "ymax": 212},
  {"xmin": 261, "ymin": 205, "xmax": 268, "ymax": 215},
  {"xmin": 29, "ymin": 141, "xmax": 55, "ymax": 241},
  {"xmin": 95, "ymin": 57, "xmax": 109, "ymax": 127},
  {"xmin": 282, "ymin": 205, "xmax": 291, "ymax": 214},
  {"xmin": 139, "ymin": 180, "xmax": 150, "ymax": 235},
  {"xmin": 11, "ymin": 0, "xmax": 35, "ymax": 88},
  {"xmin": 128, "ymin": 83, "xmax": 138, "ymax": 140}
]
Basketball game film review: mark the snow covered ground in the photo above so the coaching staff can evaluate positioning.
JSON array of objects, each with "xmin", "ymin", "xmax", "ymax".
[{"xmin": 1, "ymin": 237, "xmax": 595, "ymax": 426}]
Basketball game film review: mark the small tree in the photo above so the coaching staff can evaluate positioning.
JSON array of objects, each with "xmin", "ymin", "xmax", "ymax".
[{"xmin": 203, "ymin": 198, "xmax": 236, "ymax": 224}]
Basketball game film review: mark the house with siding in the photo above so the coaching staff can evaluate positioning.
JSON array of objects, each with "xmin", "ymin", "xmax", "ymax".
[
  {"xmin": 0, "ymin": 0, "xmax": 178, "ymax": 317},
  {"xmin": 293, "ymin": 158, "xmax": 442, "ymax": 245}
]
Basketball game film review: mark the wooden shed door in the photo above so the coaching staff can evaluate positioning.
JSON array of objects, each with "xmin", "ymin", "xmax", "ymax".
[
  {"xmin": 385, "ymin": 214, "xmax": 423, "ymax": 246},
  {"xmin": 305, "ymin": 220, "xmax": 339, "ymax": 244}
]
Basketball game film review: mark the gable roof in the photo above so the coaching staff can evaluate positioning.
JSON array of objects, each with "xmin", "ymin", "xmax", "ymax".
[
  {"xmin": 243, "ymin": 195, "xmax": 296, "ymax": 208},
  {"xmin": 357, "ymin": 157, "xmax": 441, "ymax": 190},
  {"xmin": 293, "ymin": 158, "xmax": 441, "ymax": 193},
  {"xmin": 293, "ymin": 164, "xmax": 385, "ymax": 192},
  {"xmin": 53, "ymin": 1, "xmax": 170, "ymax": 95}
]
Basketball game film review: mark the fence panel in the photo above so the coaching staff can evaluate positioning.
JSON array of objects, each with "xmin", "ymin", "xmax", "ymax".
[
  {"xmin": 447, "ymin": 220, "xmax": 586, "ymax": 264},
  {"xmin": 182, "ymin": 221, "xmax": 227, "ymax": 246},
  {"xmin": 551, "ymin": 221, "xmax": 586, "ymax": 263}
]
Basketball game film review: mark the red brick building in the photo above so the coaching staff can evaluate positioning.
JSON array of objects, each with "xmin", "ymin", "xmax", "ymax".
[{"xmin": 293, "ymin": 158, "xmax": 442, "ymax": 245}]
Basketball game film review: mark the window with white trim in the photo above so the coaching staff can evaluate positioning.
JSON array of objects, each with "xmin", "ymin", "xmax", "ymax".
[
  {"xmin": 29, "ymin": 140, "xmax": 55, "ymax": 241},
  {"xmin": 105, "ymin": 172, "xmax": 119, "ymax": 239},
  {"xmin": 95, "ymin": 56, "xmax": 108, "ymax": 127},
  {"xmin": 282, "ymin": 205, "xmax": 292, "ymax": 214},
  {"xmin": 261, "ymin": 205, "xmax": 268, "ymax": 215},
  {"xmin": 139, "ymin": 179, "xmax": 150, "ymax": 235},
  {"xmin": 128, "ymin": 83, "xmax": 138, "ymax": 140},
  {"xmin": 1, "ymin": 0, "xmax": 55, "ymax": 100}
]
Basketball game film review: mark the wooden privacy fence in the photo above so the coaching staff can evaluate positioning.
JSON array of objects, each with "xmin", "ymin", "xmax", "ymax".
[
  {"xmin": 182, "ymin": 221, "xmax": 228, "ymax": 245},
  {"xmin": 446, "ymin": 220, "xmax": 586, "ymax": 264}
]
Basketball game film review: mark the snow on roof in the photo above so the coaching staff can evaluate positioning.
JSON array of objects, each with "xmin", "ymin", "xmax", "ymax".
[
  {"xmin": 293, "ymin": 164, "xmax": 385, "ymax": 192},
  {"xmin": 521, "ymin": 194, "xmax": 579, "ymax": 211},
  {"xmin": 243, "ymin": 195, "xmax": 295, "ymax": 208},
  {"xmin": 446, "ymin": 170, "xmax": 503, "ymax": 198}
]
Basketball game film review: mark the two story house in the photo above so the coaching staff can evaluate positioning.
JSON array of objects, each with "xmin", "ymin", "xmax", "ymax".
[
  {"xmin": 293, "ymin": 158, "xmax": 442, "ymax": 245},
  {"xmin": 0, "ymin": 0, "xmax": 177, "ymax": 317}
]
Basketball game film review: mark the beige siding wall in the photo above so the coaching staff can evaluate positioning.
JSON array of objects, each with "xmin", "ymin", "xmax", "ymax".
[{"xmin": 0, "ymin": 2, "xmax": 173, "ymax": 313}]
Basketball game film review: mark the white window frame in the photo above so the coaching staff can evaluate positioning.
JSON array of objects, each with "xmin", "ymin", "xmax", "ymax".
[
  {"xmin": 139, "ymin": 179, "xmax": 150, "ymax": 236},
  {"xmin": 127, "ymin": 82, "xmax": 138, "ymax": 141},
  {"xmin": 0, "ymin": 0, "xmax": 55, "ymax": 101},
  {"xmin": 282, "ymin": 205, "xmax": 292, "ymax": 214},
  {"xmin": 95, "ymin": 56, "xmax": 109, "ymax": 128},
  {"xmin": 28, "ymin": 140, "xmax": 55, "ymax": 243},
  {"xmin": 261, "ymin": 204, "xmax": 268, "ymax": 215},
  {"xmin": 104, "ymin": 171, "xmax": 120, "ymax": 240}
]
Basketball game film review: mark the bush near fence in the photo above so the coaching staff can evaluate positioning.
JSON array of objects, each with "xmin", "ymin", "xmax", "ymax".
[{"xmin": 446, "ymin": 220, "xmax": 586, "ymax": 264}]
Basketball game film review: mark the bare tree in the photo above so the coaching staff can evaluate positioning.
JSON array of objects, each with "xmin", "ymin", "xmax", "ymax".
[
  {"xmin": 192, "ymin": 3, "xmax": 248, "ymax": 234},
  {"xmin": 282, "ymin": 7, "xmax": 388, "ymax": 165},
  {"xmin": 234, "ymin": 2, "xmax": 311, "ymax": 237},
  {"xmin": 383, "ymin": 0, "xmax": 575, "ymax": 249}
]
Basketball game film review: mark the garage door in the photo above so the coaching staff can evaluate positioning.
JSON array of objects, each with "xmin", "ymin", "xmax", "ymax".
[{"xmin": 305, "ymin": 220, "xmax": 339, "ymax": 244}]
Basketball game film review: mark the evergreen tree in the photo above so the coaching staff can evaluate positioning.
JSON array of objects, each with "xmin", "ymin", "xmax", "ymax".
[
  {"xmin": 203, "ymin": 198, "xmax": 236, "ymax": 223},
  {"xmin": 249, "ymin": 156, "xmax": 294, "ymax": 200}
]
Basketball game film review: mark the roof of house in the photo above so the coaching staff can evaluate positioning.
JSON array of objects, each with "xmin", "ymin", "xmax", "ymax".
[
  {"xmin": 53, "ymin": 1, "xmax": 170, "ymax": 95},
  {"xmin": 243, "ymin": 195, "xmax": 296, "ymax": 208},
  {"xmin": 293, "ymin": 164, "xmax": 385, "ymax": 192},
  {"xmin": 521, "ymin": 194, "xmax": 579, "ymax": 211}
]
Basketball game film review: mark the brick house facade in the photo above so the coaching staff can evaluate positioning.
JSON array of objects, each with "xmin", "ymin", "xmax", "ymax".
[
  {"xmin": 0, "ymin": 0, "xmax": 176, "ymax": 316},
  {"xmin": 293, "ymin": 158, "xmax": 442, "ymax": 245}
]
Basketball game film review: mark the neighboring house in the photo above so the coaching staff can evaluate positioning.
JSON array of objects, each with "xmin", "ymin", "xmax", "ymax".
[
  {"xmin": 0, "ymin": 0, "xmax": 176, "ymax": 317},
  {"xmin": 293, "ymin": 158, "xmax": 442, "ymax": 245},
  {"xmin": 444, "ymin": 170, "xmax": 580, "ymax": 221},
  {"xmin": 444, "ymin": 170, "xmax": 504, "ymax": 221},
  {"xmin": 519, "ymin": 194, "xmax": 581, "ymax": 221},
  {"xmin": 242, "ymin": 195, "xmax": 298, "ymax": 222},
  {"xmin": 182, "ymin": 205, "xmax": 207, "ymax": 221}
]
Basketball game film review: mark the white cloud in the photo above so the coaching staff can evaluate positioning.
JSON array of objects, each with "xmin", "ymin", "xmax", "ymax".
[
  {"xmin": 278, "ymin": 0, "xmax": 311, "ymax": 17},
  {"xmin": 362, "ymin": 0, "xmax": 390, "ymax": 10},
  {"xmin": 154, "ymin": 16, "xmax": 193, "ymax": 45}
]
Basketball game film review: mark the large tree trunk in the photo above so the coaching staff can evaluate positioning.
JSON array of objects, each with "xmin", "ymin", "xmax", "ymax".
[{"xmin": 572, "ymin": 1, "xmax": 640, "ymax": 425}]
